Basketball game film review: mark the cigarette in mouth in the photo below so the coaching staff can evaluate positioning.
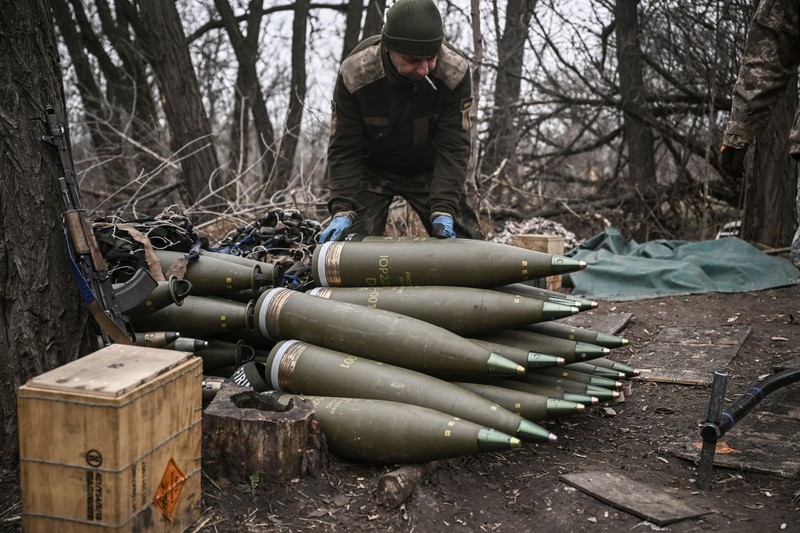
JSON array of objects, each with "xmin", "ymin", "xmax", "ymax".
[{"xmin": 424, "ymin": 75, "xmax": 437, "ymax": 91}]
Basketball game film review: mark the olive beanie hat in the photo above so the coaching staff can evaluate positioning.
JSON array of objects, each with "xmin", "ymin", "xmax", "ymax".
[{"xmin": 381, "ymin": 0, "xmax": 444, "ymax": 57}]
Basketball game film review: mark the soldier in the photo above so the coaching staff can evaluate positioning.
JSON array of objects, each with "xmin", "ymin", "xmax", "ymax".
[
  {"xmin": 318, "ymin": 0, "xmax": 482, "ymax": 243},
  {"xmin": 720, "ymin": 0, "xmax": 800, "ymax": 267}
]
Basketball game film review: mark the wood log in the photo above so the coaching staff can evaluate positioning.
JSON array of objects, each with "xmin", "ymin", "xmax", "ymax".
[
  {"xmin": 376, "ymin": 461, "xmax": 441, "ymax": 508},
  {"xmin": 202, "ymin": 383, "xmax": 326, "ymax": 483}
]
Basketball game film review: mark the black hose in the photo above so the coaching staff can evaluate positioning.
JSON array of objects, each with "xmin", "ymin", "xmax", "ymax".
[{"xmin": 701, "ymin": 367, "xmax": 800, "ymax": 442}]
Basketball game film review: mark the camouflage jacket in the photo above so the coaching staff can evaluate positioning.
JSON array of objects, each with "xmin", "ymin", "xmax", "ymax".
[
  {"xmin": 326, "ymin": 35, "xmax": 473, "ymax": 217},
  {"xmin": 724, "ymin": 0, "xmax": 800, "ymax": 154}
]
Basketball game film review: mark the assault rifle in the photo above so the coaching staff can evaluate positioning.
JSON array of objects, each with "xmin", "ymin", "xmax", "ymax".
[{"xmin": 43, "ymin": 105, "xmax": 156, "ymax": 345}]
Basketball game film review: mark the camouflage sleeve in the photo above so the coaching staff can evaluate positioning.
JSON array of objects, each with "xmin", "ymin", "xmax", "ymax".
[
  {"xmin": 326, "ymin": 73, "xmax": 364, "ymax": 216},
  {"xmin": 429, "ymin": 54, "xmax": 472, "ymax": 218},
  {"xmin": 724, "ymin": 0, "xmax": 800, "ymax": 147}
]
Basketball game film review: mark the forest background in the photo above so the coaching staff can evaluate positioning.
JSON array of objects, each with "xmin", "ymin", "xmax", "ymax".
[
  {"xmin": 41, "ymin": 0, "xmax": 800, "ymax": 244},
  {"xmin": 0, "ymin": 0, "xmax": 798, "ymax": 468}
]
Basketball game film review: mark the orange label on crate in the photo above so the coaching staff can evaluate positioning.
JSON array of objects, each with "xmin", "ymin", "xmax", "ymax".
[{"xmin": 154, "ymin": 458, "xmax": 186, "ymax": 520}]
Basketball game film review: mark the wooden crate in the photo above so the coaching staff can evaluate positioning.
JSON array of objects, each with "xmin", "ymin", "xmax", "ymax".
[
  {"xmin": 18, "ymin": 344, "xmax": 202, "ymax": 532},
  {"xmin": 510, "ymin": 234, "xmax": 565, "ymax": 291}
]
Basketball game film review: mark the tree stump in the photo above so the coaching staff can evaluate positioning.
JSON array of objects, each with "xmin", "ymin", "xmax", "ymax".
[{"xmin": 202, "ymin": 383, "xmax": 326, "ymax": 483}]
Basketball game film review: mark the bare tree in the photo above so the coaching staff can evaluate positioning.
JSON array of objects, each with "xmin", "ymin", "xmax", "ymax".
[
  {"xmin": 0, "ymin": 0, "xmax": 95, "ymax": 468},
  {"xmin": 482, "ymin": 0, "xmax": 537, "ymax": 205},
  {"xmin": 341, "ymin": 0, "xmax": 365, "ymax": 60},
  {"xmin": 50, "ymin": 0, "xmax": 162, "ymax": 194},
  {"xmin": 614, "ymin": 0, "xmax": 656, "ymax": 195},
  {"xmin": 215, "ymin": 0, "xmax": 277, "ymax": 184},
  {"xmin": 362, "ymin": 0, "xmax": 386, "ymax": 38},
  {"xmin": 466, "ymin": 0, "xmax": 484, "ymax": 208},
  {"xmin": 117, "ymin": 0, "xmax": 222, "ymax": 210},
  {"xmin": 270, "ymin": 0, "xmax": 311, "ymax": 196}
]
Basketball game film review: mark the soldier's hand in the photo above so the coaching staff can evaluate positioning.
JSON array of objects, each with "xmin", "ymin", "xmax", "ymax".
[
  {"xmin": 720, "ymin": 144, "xmax": 748, "ymax": 180},
  {"xmin": 318, "ymin": 214, "xmax": 353, "ymax": 243},
  {"xmin": 431, "ymin": 214, "xmax": 456, "ymax": 239}
]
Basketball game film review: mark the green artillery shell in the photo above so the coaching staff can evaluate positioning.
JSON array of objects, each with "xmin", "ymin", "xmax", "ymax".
[
  {"xmin": 204, "ymin": 349, "xmax": 269, "ymax": 378},
  {"xmin": 493, "ymin": 283, "xmax": 598, "ymax": 311},
  {"xmin": 312, "ymin": 240, "xmax": 586, "ymax": 288},
  {"xmin": 529, "ymin": 367, "xmax": 622, "ymax": 389},
  {"xmin": 521, "ymin": 321, "xmax": 629, "ymax": 348},
  {"xmin": 487, "ymin": 379, "xmax": 599, "ymax": 405},
  {"xmin": 452, "ymin": 382, "xmax": 585, "ymax": 420},
  {"xmin": 198, "ymin": 339, "xmax": 256, "ymax": 371},
  {"xmin": 308, "ymin": 286, "xmax": 577, "ymax": 336},
  {"xmin": 272, "ymin": 393, "xmax": 521, "ymax": 463},
  {"xmin": 130, "ymin": 295, "xmax": 255, "ymax": 337},
  {"xmin": 133, "ymin": 331, "xmax": 181, "ymax": 348},
  {"xmin": 153, "ymin": 249, "xmax": 270, "ymax": 295},
  {"xmin": 585, "ymin": 385, "xmax": 620, "ymax": 400},
  {"xmin": 562, "ymin": 361, "xmax": 627, "ymax": 380},
  {"xmin": 590, "ymin": 357, "xmax": 639, "ymax": 377},
  {"xmin": 219, "ymin": 288, "xmax": 266, "ymax": 304},
  {"xmin": 213, "ymin": 327, "xmax": 278, "ymax": 350},
  {"xmin": 255, "ymin": 288, "xmax": 524, "ymax": 376},
  {"xmin": 512, "ymin": 373, "xmax": 619, "ymax": 400},
  {"xmin": 479, "ymin": 329, "xmax": 610, "ymax": 364},
  {"xmin": 267, "ymin": 340, "xmax": 554, "ymax": 442},
  {"xmin": 125, "ymin": 276, "xmax": 193, "ymax": 318},
  {"xmin": 199, "ymin": 249, "xmax": 280, "ymax": 285},
  {"xmin": 469, "ymin": 338, "xmax": 564, "ymax": 369}
]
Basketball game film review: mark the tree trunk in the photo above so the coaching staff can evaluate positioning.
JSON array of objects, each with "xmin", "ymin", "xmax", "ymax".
[
  {"xmin": 68, "ymin": 0, "xmax": 162, "ymax": 186},
  {"xmin": 482, "ymin": 0, "xmax": 536, "ymax": 202},
  {"xmin": 93, "ymin": 0, "xmax": 160, "ymax": 142},
  {"xmin": 51, "ymin": 0, "xmax": 142, "ymax": 191},
  {"xmin": 341, "ymin": 0, "xmax": 364, "ymax": 61},
  {"xmin": 118, "ymin": 0, "xmax": 221, "ymax": 209},
  {"xmin": 271, "ymin": 0, "xmax": 310, "ymax": 195},
  {"xmin": 0, "ymin": 0, "xmax": 95, "ymax": 470},
  {"xmin": 362, "ymin": 0, "xmax": 386, "ymax": 39},
  {"xmin": 467, "ymin": 0, "xmax": 484, "ymax": 225},
  {"xmin": 614, "ymin": 0, "xmax": 657, "ymax": 194},
  {"xmin": 743, "ymin": 75, "xmax": 798, "ymax": 248},
  {"xmin": 216, "ymin": 0, "xmax": 276, "ymax": 186}
]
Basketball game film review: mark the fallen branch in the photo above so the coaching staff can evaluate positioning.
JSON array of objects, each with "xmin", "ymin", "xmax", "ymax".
[{"xmin": 376, "ymin": 461, "xmax": 441, "ymax": 508}]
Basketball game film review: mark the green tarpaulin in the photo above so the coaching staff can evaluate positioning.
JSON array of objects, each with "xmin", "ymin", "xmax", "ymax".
[{"xmin": 564, "ymin": 227, "xmax": 800, "ymax": 301}]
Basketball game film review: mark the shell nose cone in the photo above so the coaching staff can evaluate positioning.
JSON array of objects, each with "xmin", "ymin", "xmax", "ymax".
[
  {"xmin": 488, "ymin": 352, "xmax": 527, "ymax": 375},
  {"xmin": 515, "ymin": 419, "xmax": 554, "ymax": 443}
]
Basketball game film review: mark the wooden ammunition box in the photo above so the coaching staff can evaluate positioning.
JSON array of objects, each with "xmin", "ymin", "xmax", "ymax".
[
  {"xmin": 510, "ymin": 234, "xmax": 565, "ymax": 291},
  {"xmin": 18, "ymin": 344, "xmax": 202, "ymax": 532}
]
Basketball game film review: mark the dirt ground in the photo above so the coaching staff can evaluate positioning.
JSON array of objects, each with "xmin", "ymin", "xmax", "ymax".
[{"xmin": 2, "ymin": 282, "xmax": 799, "ymax": 532}]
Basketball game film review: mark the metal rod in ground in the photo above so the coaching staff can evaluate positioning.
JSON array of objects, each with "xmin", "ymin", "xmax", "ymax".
[{"xmin": 696, "ymin": 371, "xmax": 729, "ymax": 490}]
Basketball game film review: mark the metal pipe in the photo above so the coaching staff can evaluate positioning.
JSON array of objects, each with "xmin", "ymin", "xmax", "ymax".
[{"xmin": 696, "ymin": 371, "xmax": 728, "ymax": 490}]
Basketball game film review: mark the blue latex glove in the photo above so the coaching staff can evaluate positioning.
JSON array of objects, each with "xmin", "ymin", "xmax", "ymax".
[
  {"xmin": 318, "ymin": 215, "xmax": 353, "ymax": 243},
  {"xmin": 431, "ymin": 214, "xmax": 456, "ymax": 239}
]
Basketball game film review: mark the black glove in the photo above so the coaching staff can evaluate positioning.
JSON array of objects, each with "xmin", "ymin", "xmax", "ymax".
[{"xmin": 720, "ymin": 144, "xmax": 748, "ymax": 180}]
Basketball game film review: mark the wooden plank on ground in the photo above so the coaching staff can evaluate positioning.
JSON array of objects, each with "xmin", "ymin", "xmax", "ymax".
[
  {"xmin": 559, "ymin": 470, "xmax": 709, "ymax": 526},
  {"xmin": 629, "ymin": 325, "xmax": 751, "ymax": 385},
  {"xmin": 557, "ymin": 312, "xmax": 633, "ymax": 335},
  {"xmin": 666, "ymin": 385, "xmax": 800, "ymax": 477}
]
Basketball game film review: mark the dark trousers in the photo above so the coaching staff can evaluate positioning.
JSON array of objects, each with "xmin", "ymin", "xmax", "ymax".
[{"xmin": 349, "ymin": 167, "xmax": 483, "ymax": 239}]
